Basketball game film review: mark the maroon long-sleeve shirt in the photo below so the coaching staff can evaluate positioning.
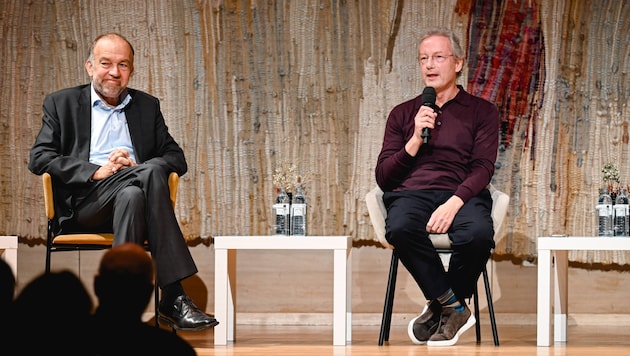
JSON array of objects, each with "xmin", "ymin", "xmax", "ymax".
[{"xmin": 375, "ymin": 86, "xmax": 499, "ymax": 204}]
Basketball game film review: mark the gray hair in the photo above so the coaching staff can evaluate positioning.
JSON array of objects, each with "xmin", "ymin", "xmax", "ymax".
[{"xmin": 418, "ymin": 28, "xmax": 465, "ymax": 59}]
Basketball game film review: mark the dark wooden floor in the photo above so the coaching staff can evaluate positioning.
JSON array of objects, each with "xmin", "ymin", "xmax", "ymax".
[{"xmin": 175, "ymin": 322, "xmax": 630, "ymax": 355}]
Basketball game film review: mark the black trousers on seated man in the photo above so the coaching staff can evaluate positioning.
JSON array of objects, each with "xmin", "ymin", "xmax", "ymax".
[
  {"xmin": 72, "ymin": 164, "xmax": 195, "ymax": 288},
  {"xmin": 383, "ymin": 188, "xmax": 494, "ymax": 302},
  {"xmin": 46, "ymin": 163, "xmax": 218, "ymax": 331}
]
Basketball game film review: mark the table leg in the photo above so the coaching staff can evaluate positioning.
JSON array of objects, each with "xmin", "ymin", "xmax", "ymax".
[
  {"xmin": 333, "ymin": 247, "xmax": 349, "ymax": 346},
  {"xmin": 227, "ymin": 249, "xmax": 236, "ymax": 341},
  {"xmin": 537, "ymin": 247, "xmax": 552, "ymax": 346},
  {"xmin": 346, "ymin": 247, "xmax": 353, "ymax": 343},
  {"xmin": 214, "ymin": 248, "xmax": 228, "ymax": 345},
  {"xmin": 0, "ymin": 236, "xmax": 17, "ymax": 278},
  {"xmin": 554, "ymin": 250, "xmax": 568, "ymax": 342}
]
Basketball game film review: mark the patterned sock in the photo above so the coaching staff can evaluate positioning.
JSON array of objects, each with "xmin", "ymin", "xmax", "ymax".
[{"xmin": 437, "ymin": 289, "xmax": 465, "ymax": 312}]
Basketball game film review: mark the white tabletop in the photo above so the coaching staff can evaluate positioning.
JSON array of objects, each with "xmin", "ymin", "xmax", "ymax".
[
  {"xmin": 537, "ymin": 236, "xmax": 630, "ymax": 250},
  {"xmin": 213, "ymin": 235, "xmax": 352, "ymax": 250}
]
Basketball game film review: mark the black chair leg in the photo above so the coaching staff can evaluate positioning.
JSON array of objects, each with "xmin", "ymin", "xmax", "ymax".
[
  {"xmin": 153, "ymin": 281, "xmax": 176, "ymax": 333},
  {"xmin": 379, "ymin": 250, "xmax": 399, "ymax": 346},
  {"xmin": 154, "ymin": 283, "xmax": 160, "ymax": 327},
  {"xmin": 482, "ymin": 266, "xmax": 500, "ymax": 346},
  {"xmin": 45, "ymin": 227, "xmax": 53, "ymax": 273},
  {"xmin": 473, "ymin": 279, "xmax": 481, "ymax": 343},
  {"xmin": 45, "ymin": 248, "xmax": 52, "ymax": 273},
  {"xmin": 378, "ymin": 249, "xmax": 499, "ymax": 347}
]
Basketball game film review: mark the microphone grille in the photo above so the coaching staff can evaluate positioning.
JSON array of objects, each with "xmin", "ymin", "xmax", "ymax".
[{"xmin": 421, "ymin": 86, "xmax": 436, "ymax": 104}]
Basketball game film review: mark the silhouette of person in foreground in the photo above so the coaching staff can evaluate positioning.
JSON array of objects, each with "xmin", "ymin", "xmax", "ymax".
[
  {"xmin": 0, "ymin": 258, "xmax": 16, "ymax": 324},
  {"xmin": 10, "ymin": 270, "xmax": 93, "ymax": 355},
  {"xmin": 90, "ymin": 243, "xmax": 197, "ymax": 355}
]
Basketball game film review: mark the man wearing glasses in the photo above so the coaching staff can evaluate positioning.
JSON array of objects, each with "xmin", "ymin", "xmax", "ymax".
[{"xmin": 375, "ymin": 28, "xmax": 500, "ymax": 346}]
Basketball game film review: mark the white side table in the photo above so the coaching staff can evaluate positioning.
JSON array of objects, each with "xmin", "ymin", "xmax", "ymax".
[
  {"xmin": 0, "ymin": 236, "xmax": 18, "ymax": 278},
  {"xmin": 213, "ymin": 235, "xmax": 352, "ymax": 346},
  {"xmin": 536, "ymin": 236, "xmax": 630, "ymax": 346}
]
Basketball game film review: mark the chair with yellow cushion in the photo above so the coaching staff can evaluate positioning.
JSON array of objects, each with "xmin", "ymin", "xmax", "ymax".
[{"xmin": 42, "ymin": 171, "xmax": 179, "ymax": 326}]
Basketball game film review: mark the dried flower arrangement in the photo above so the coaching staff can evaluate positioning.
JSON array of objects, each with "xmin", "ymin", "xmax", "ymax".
[
  {"xmin": 601, "ymin": 162, "xmax": 621, "ymax": 187},
  {"xmin": 272, "ymin": 160, "xmax": 311, "ymax": 194}
]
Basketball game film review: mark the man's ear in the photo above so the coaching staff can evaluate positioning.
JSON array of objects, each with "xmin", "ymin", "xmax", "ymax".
[
  {"xmin": 455, "ymin": 58, "xmax": 464, "ymax": 74},
  {"xmin": 85, "ymin": 59, "xmax": 94, "ymax": 76}
]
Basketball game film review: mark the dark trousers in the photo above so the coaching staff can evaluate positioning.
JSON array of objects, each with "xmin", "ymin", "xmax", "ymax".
[
  {"xmin": 383, "ymin": 189, "xmax": 494, "ymax": 303},
  {"xmin": 73, "ymin": 164, "xmax": 197, "ymax": 288}
]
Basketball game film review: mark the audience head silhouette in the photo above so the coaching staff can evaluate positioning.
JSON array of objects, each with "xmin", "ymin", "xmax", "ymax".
[
  {"xmin": 0, "ymin": 258, "xmax": 16, "ymax": 314},
  {"xmin": 11, "ymin": 270, "xmax": 93, "ymax": 354},
  {"xmin": 91, "ymin": 243, "xmax": 197, "ymax": 355},
  {"xmin": 14, "ymin": 269, "xmax": 93, "ymax": 319},
  {"xmin": 94, "ymin": 242, "xmax": 155, "ymax": 320}
]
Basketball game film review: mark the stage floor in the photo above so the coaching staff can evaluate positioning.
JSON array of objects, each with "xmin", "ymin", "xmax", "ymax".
[{"xmin": 177, "ymin": 322, "xmax": 630, "ymax": 355}]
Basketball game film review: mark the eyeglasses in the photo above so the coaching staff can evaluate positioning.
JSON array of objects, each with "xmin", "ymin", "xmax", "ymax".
[{"xmin": 419, "ymin": 54, "xmax": 454, "ymax": 65}]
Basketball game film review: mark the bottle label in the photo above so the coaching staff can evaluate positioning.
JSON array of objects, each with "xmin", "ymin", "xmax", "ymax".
[
  {"xmin": 596, "ymin": 204, "xmax": 612, "ymax": 216},
  {"xmin": 614, "ymin": 205, "xmax": 628, "ymax": 216},
  {"xmin": 596, "ymin": 203, "xmax": 614, "ymax": 236},
  {"xmin": 290, "ymin": 203, "xmax": 307, "ymax": 236},
  {"xmin": 273, "ymin": 203, "xmax": 291, "ymax": 235},
  {"xmin": 274, "ymin": 203, "xmax": 290, "ymax": 215},
  {"xmin": 614, "ymin": 204, "xmax": 629, "ymax": 236}
]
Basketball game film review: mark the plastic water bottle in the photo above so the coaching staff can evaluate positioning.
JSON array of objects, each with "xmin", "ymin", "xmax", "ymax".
[
  {"xmin": 290, "ymin": 186, "xmax": 307, "ymax": 236},
  {"xmin": 614, "ymin": 188, "xmax": 629, "ymax": 237},
  {"xmin": 596, "ymin": 188, "xmax": 614, "ymax": 237},
  {"xmin": 273, "ymin": 188, "xmax": 291, "ymax": 236}
]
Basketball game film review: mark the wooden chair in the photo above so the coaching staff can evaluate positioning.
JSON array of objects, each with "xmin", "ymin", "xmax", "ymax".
[
  {"xmin": 365, "ymin": 184, "xmax": 509, "ymax": 346},
  {"xmin": 42, "ymin": 171, "xmax": 179, "ymax": 326}
]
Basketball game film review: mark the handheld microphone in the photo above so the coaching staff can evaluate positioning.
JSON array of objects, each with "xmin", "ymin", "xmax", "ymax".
[{"xmin": 420, "ymin": 86, "xmax": 438, "ymax": 144}]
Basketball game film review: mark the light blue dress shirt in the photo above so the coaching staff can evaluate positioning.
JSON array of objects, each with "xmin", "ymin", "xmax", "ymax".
[{"xmin": 89, "ymin": 84, "xmax": 137, "ymax": 166}]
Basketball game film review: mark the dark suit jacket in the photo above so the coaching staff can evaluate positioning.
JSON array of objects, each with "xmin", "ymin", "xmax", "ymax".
[{"xmin": 29, "ymin": 84, "xmax": 187, "ymax": 233}]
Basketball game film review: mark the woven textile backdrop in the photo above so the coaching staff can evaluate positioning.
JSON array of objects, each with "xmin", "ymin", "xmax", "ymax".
[{"xmin": 2, "ymin": 0, "xmax": 630, "ymax": 264}]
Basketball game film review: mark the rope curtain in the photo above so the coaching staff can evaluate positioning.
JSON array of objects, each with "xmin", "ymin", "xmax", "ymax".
[
  {"xmin": 467, "ymin": 0, "xmax": 630, "ymax": 265},
  {"xmin": 2, "ymin": 0, "xmax": 630, "ymax": 265}
]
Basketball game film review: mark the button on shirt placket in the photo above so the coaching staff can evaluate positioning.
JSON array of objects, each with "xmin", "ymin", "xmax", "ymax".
[{"xmin": 90, "ymin": 95, "xmax": 135, "ymax": 166}]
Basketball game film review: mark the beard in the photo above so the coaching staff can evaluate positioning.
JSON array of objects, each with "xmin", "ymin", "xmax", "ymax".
[{"xmin": 94, "ymin": 80, "xmax": 126, "ymax": 106}]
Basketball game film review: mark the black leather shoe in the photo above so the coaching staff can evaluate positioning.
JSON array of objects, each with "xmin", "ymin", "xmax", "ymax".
[{"xmin": 158, "ymin": 295, "xmax": 219, "ymax": 331}]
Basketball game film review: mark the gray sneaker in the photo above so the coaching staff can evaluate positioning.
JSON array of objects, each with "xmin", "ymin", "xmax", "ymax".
[
  {"xmin": 427, "ymin": 305, "xmax": 475, "ymax": 347},
  {"xmin": 407, "ymin": 300, "xmax": 441, "ymax": 345}
]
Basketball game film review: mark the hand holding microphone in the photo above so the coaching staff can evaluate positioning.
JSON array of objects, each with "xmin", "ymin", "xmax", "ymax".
[{"xmin": 420, "ymin": 87, "xmax": 439, "ymax": 144}]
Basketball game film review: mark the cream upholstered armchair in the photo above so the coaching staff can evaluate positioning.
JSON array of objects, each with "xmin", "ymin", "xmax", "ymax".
[{"xmin": 365, "ymin": 184, "xmax": 509, "ymax": 346}]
